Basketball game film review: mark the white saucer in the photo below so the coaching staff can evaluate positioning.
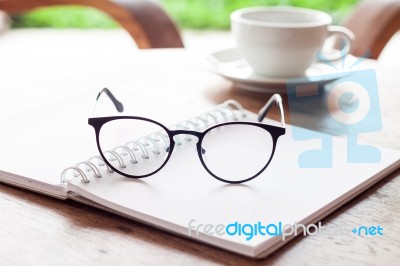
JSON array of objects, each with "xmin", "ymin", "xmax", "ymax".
[{"xmin": 206, "ymin": 48, "xmax": 353, "ymax": 93}]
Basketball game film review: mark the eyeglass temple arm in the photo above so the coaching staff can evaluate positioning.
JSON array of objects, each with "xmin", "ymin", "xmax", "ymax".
[
  {"xmin": 90, "ymin": 88, "xmax": 124, "ymax": 116},
  {"xmin": 257, "ymin": 94, "xmax": 286, "ymax": 128}
]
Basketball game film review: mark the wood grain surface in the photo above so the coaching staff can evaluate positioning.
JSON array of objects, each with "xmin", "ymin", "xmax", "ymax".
[
  {"xmin": 1, "ymin": 169, "xmax": 399, "ymax": 266},
  {"xmin": 0, "ymin": 47, "xmax": 399, "ymax": 265}
]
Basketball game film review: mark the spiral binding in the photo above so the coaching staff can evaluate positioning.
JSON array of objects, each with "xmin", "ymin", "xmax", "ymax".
[{"xmin": 60, "ymin": 100, "xmax": 246, "ymax": 184}]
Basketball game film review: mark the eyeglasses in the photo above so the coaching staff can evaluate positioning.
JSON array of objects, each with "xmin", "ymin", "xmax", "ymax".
[{"xmin": 88, "ymin": 89, "xmax": 286, "ymax": 184}]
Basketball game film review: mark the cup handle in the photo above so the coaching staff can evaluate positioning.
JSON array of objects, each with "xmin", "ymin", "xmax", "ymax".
[{"xmin": 317, "ymin": 25, "xmax": 355, "ymax": 62}]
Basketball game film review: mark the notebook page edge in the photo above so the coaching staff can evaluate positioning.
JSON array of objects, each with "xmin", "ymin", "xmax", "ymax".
[
  {"xmin": 0, "ymin": 170, "xmax": 68, "ymax": 199},
  {"xmin": 253, "ymin": 157, "xmax": 400, "ymax": 258}
]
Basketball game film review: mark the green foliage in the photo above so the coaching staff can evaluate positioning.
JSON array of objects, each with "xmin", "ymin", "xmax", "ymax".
[
  {"xmin": 11, "ymin": 0, "xmax": 359, "ymax": 29},
  {"xmin": 161, "ymin": 0, "xmax": 360, "ymax": 29},
  {"xmin": 12, "ymin": 6, "xmax": 118, "ymax": 29}
]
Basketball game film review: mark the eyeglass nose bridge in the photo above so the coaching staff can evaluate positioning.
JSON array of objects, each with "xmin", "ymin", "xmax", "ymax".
[
  {"xmin": 170, "ymin": 129, "xmax": 202, "ymax": 138},
  {"xmin": 169, "ymin": 129, "xmax": 202, "ymax": 145}
]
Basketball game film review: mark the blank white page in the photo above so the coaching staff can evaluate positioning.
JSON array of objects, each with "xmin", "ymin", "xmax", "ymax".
[{"xmin": 67, "ymin": 118, "xmax": 400, "ymax": 258}]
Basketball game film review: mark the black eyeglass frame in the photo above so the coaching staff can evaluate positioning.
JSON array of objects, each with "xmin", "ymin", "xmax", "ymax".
[{"xmin": 88, "ymin": 89, "xmax": 286, "ymax": 184}]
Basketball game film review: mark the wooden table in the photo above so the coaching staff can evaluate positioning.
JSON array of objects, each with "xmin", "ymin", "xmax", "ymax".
[{"xmin": 0, "ymin": 47, "xmax": 399, "ymax": 265}]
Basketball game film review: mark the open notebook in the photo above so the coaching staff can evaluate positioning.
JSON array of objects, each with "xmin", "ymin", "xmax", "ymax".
[{"xmin": 0, "ymin": 89, "xmax": 399, "ymax": 258}]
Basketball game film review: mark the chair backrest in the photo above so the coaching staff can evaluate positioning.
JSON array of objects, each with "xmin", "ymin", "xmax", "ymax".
[
  {"xmin": 0, "ymin": 0, "xmax": 184, "ymax": 49},
  {"xmin": 0, "ymin": 10, "xmax": 10, "ymax": 34},
  {"xmin": 343, "ymin": 0, "xmax": 400, "ymax": 59}
]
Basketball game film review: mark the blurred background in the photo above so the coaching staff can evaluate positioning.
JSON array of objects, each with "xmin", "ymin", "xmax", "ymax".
[
  {"xmin": 3, "ymin": 0, "xmax": 398, "ymax": 74},
  {"xmin": 11, "ymin": 0, "xmax": 359, "ymax": 29}
]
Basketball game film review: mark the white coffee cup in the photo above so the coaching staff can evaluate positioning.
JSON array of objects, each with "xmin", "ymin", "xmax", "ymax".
[{"xmin": 231, "ymin": 6, "xmax": 354, "ymax": 78}]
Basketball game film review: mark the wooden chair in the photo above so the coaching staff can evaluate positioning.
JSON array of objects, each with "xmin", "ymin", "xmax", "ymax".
[
  {"xmin": 0, "ymin": 0, "xmax": 184, "ymax": 49},
  {"xmin": 340, "ymin": 0, "xmax": 400, "ymax": 59}
]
